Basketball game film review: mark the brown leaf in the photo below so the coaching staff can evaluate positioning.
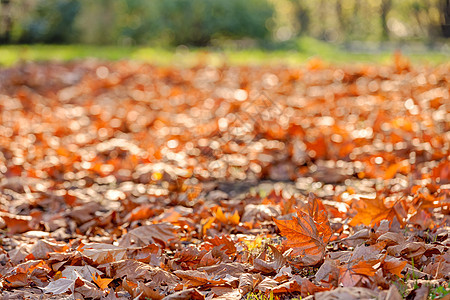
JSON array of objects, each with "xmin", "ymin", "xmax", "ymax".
[
  {"xmin": 385, "ymin": 285, "xmax": 403, "ymax": 300},
  {"xmin": 388, "ymin": 242, "xmax": 427, "ymax": 261},
  {"xmin": 138, "ymin": 281, "xmax": 164, "ymax": 300},
  {"xmin": 197, "ymin": 262, "xmax": 246, "ymax": 278},
  {"xmin": 75, "ymin": 277, "xmax": 105, "ymax": 299},
  {"xmin": 210, "ymin": 286, "xmax": 235, "ymax": 297},
  {"xmin": 272, "ymin": 275, "xmax": 328, "ymax": 297},
  {"xmin": 213, "ymin": 289, "xmax": 242, "ymax": 300},
  {"xmin": 0, "ymin": 212, "xmax": 33, "ymax": 234},
  {"xmin": 111, "ymin": 259, "xmax": 177, "ymax": 283},
  {"xmin": 3, "ymin": 273, "xmax": 28, "ymax": 288},
  {"xmin": 205, "ymin": 235, "xmax": 236, "ymax": 255},
  {"xmin": 316, "ymin": 259, "xmax": 340, "ymax": 285},
  {"xmin": 30, "ymin": 240, "xmax": 68, "ymax": 260},
  {"xmin": 161, "ymin": 288, "xmax": 204, "ymax": 300},
  {"xmin": 405, "ymin": 284, "xmax": 429, "ymax": 300},
  {"xmin": 241, "ymin": 204, "xmax": 281, "ymax": 223},
  {"xmin": 125, "ymin": 204, "xmax": 155, "ymax": 222},
  {"xmin": 255, "ymin": 277, "xmax": 278, "ymax": 292},
  {"xmin": 173, "ymin": 270, "xmax": 221, "ymax": 287},
  {"xmin": 252, "ymin": 244, "xmax": 286, "ymax": 274},
  {"xmin": 238, "ymin": 273, "xmax": 261, "ymax": 295},
  {"xmin": 338, "ymin": 260, "xmax": 378, "ymax": 287},
  {"xmin": 62, "ymin": 265, "xmax": 103, "ymax": 282},
  {"xmin": 41, "ymin": 278, "xmax": 75, "ymax": 295},
  {"xmin": 382, "ymin": 257, "xmax": 407, "ymax": 278},
  {"xmin": 118, "ymin": 223, "xmax": 178, "ymax": 247},
  {"xmin": 377, "ymin": 232, "xmax": 405, "ymax": 246},
  {"xmin": 80, "ymin": 243, "xmax": 127, "ymax": 264},
  {"xmin": 315, "ymin": 287, "xmax": 380, "ymax": 300},
  {"xmin": 122, "ymin": 278, "xmax": 139, "ymax": 298}
]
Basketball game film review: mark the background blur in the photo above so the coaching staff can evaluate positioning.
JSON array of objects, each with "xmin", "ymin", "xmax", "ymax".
[{"xmin": 0, "ymin": 0, "xmax": 449, "ymax": 50}]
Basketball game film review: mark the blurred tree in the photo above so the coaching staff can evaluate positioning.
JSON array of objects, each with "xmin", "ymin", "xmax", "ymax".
[
  {"xmin": 335, "ymin": 0, "xmax": 347, "ymax": 38},
  {"xmin": 76, "ymin": 0, "xmax": 118, "ymax": 44},
  {"xmin": 19, "ymin": 0, "xmax": 80, "ymax": 43},
  {"xmin": 380, "ymin": 0, "xmax": 392, "ymax": 40},
  {"xmin": 290, "ymin": 0, "xmax": 310, "ymax": 35},
  {"xmin": 117, "ymin": 0, "xmax": 161, "ymax": 45},
  {"xmin": 2, "ymin": 0, "xmax": 447, "ymax": 46},
  {"xmin": 0, "ymin": 0, "xmax": 12, "ymax": 43},
  {"xmin": 442, "ymin": 0, "xmax": 450, "ymax": 36},
  {"xmin": 158, "ymin": 0, "xmax": 274, "ymax": 46}
]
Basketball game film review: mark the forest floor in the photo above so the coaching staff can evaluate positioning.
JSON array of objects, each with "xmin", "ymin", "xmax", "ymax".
[{"xmin": 0, "ymin": 54, "xmax": 449, "ymax": 299}]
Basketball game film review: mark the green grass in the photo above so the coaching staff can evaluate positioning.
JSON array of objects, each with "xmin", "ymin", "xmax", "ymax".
[
  {"xmin": 0, "ymin": 38, "xmax": 448, "ymax": 68},
  {"xmin": 429, "ymin": 286, "xmax": 450, "ymax": 299}
]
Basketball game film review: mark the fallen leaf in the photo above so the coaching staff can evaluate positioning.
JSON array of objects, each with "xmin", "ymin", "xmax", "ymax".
[
  {"xmin": 215, "ymin": 207, "xmax": 240, "ymax": 225},
  {"xmin": 349, "ymin": 196, "xmax": 390, "ymax": 226},
  {"xmin": 205, "ymin": 235, "xmax": 236, "ymax": 255},
  {"xmin": 339, "ymin": 260, "xmax": 378, "ymax": 287},
  {"xmin": 138, "ymin": 281, "xmax": 164, "ymax": 300},
  {"xmin": 382, "ymin": 257, "xmax": 407, "ymax": 278},
  {"xmin": 197, "ymin": 262, "xmax": 246, "ymax": 278},
  {"xmin": 80, "ymin": 243, "xmax": 127, "ymax": 264},
  {"xmin": 214, "ymin": 289, "xmax": 242, "ymax": 300},
  {"xmin": 174, "ymin": 269, "xmax": 225, "ymax": 287},
  {"xmin": 161, "ymin": 288, "xmax": 204, "ymax": 300},
  {"xmin": 41, "ymin": 278, "xmax": 76, "ymax": 295},
  {"xmin": 92, "ymin": 273, "xmax": 113, "ymax": 290},
  {"xmin": 274, "ymin": 195, "xmax": 332, "ymax": 265},
  {"xmin": 118, "ymin": 223, "xmax": 178, "ymax": 247},
  {"xmin": 315, "ymin": 287, "xmax": 380, "ymax": 300},
  {"xmin": 0, "ymin": 212, "xmax": 33, "ymax": 234},
  {"xmin": 252, "ymin": 244, "xmax": 286, "ymax": 274},
  {"xmin": 271, "ymin": 275, "xmax": 328, "ymax": 297}
]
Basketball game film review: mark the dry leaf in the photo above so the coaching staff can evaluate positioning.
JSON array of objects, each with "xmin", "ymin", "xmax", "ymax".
[
  {"xmin": 339, "ymin": 260, "xmax": 378, "ymax": 287},
  {"xmin": 92, "ymin": 273, "xmax": 113, "ymax": 290},
  {"xmin": 274, "ymin": 195, "xmax": 331, "ymax": 265}
]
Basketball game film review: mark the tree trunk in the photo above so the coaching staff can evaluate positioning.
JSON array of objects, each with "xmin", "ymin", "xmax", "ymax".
[
  {"xmin": 335, "ymin": 0, "xmax": 350, "ymax": 40},
  {"xmin": 0, "ymin": 0, "xmax": 12, "ymax": 44},
  {"xmin": 440, "ymin": 0, "xmax": 450, "ymax": 37},
  {"xmin": 291, "ymin": 0, "xmax": 310, "ymax": 36},
  {"xmin": 380, "ymin": 0, "xmax": 392, "ymax": 40}
]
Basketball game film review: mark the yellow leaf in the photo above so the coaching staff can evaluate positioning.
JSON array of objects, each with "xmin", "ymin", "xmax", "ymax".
[
  {"xmin": 215, "ymin": 207, "xmax": 227, "ymax": 223},
  {"xmin": 229, "ymin": 210, "xmax": 240, "ymax": 225},
  {"xmin": 201, "ymin": 217, "xmax": 215, "ymax": 237},
  {"xmin": 54, "ymin": 271, "xmax": 63, "ymax": 280},
  {"xmin": 244, "ymin": 235, "xmax": 262, "ymax": 251}
]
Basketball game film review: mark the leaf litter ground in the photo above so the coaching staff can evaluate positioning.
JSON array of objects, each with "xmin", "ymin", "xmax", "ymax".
[{"xmin": 0, "ymin": 56, "xmax": 449, "ymax": 299}]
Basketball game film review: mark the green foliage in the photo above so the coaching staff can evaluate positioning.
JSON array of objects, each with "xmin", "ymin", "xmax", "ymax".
[
  {"xmin": 132, "ymin": 0, "xmax": 273, "ymax": 46},
  {"xmin": 13, "ymin": 0, "xmax": 273, "ymax": 46},
  {"xmin": 429, "ymin": 285, "xmax": 450, "ymax": 299},
  {"xmin": 2, "ymin": 0, "xmax": 447, "ymax": 46},
  {"xmin": 18, "ymin": 0, "xmax": 81, "ymax": 43}
]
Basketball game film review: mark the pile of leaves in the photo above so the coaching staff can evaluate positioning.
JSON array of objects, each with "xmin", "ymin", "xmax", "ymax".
[{"xmin": 0, "ymin": 56, "xmax": 449, "ymax": 299}]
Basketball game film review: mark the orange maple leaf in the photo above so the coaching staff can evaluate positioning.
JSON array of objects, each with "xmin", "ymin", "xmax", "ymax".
[
  {"xmin": 205, "ymin": 235, "xmax": 237, "ymax": 255},
  {"xmin": 349, "ymin": 196, "xmax": 390, "ymax": 226},
  {"xmin": 92, "ymin": 274, "xmax": 113, "ymax": 290},
  {"xmin": 215, "ymin": 207, "xmax": 240, "ymax": 225},
  {"xmin": 339, "ymin": 260, "xmax": 378, "ymax": 287},
  {"xmin": 274, "ymin": 194, "xmax": 332, "ymax": 265},
  {"xmin": 382, "ymin": 258, "xmax": 407, "ymax": 278}
]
